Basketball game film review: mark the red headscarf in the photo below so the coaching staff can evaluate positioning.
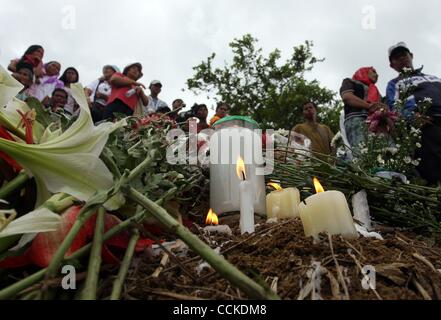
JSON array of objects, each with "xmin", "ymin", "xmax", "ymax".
[{"xmin": 352, "ymin": 67, "xmax": 381, "ymax": 103}]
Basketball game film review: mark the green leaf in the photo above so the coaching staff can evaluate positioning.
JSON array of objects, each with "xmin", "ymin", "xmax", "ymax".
[{"xmin": 25, "ymin": 97, "xmax": 53, "ymax": 128}]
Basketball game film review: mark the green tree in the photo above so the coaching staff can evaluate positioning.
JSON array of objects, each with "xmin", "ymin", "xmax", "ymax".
[
  {"xmin": 187, "ymin": 34, "xmax": 336, "ymax": 129},
  {"xmin": 318, "ymin": 101, "xmax": 343, "ymax": 134}
]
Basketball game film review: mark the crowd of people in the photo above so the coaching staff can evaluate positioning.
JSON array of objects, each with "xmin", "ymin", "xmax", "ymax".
[
  {"xmin": 7, "ymin": 45, "xmax": 231, "ymax": 131},
  {"xmin": 5, "ymin": 42, "xmax": 441, "ymax": 184}
]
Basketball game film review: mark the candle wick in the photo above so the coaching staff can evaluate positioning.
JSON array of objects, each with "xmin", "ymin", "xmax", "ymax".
[
  {"xmin": 241, "ymin": 171, "xmax": 246, "ymax": 181},
  {"xmin": 302, "ymin": 200, "xmax": 307, "ymax": 205}
]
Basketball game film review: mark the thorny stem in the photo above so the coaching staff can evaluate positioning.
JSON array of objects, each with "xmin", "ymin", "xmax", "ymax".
[{"xmin": 110, "ymin": 229, "xmax": 140, "ymax": 300}]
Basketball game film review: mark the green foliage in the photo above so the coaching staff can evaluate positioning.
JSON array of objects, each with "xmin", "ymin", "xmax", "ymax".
[
  {"xmin": 187, "ymin": 34, "xmax": 336, "ymax": 129},
  {"xmin": 270, "ymin": 150, "xmax": 441, "ymax": 239},
  {"xmin": 104, "ymin": 116, "xmax": 208, "ymax": 206},
  {"xmin": 318, "ymin": 101, "xmax": 342, "ymax": 135}
]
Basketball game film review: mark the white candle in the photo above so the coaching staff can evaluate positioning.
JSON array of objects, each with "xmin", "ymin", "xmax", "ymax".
[
  {"xmin": 299, "ymin": 178, "xmax": 358, "ymax": 239},
  {"xmin": 236, "ymin": 156, "xmax": 255, "ymax": 235},
  {"xmin": 239, "ymin": 179, "xmax": 255, "ymax": 234},
  {"xmin": 266, "ymin": 184, "xmax": 300, "ymax": 219},
  {"xmin": 204, "ymin": 209, "xmax": 233, "ymax": 236},
  {"xmin": 204, "ymin": 225, "xmax": 233, "ymax": 236}
]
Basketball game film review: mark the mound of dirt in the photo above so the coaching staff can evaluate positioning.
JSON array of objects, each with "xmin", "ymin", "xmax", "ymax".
[{"xmin": 118, "ymin": 216, "xmax": 441, "ymax": 300}]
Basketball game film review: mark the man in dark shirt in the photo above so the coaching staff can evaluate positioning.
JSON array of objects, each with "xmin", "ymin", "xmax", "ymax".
[
  {"xmin": 48, "ymin": 88, "xmax": 68, "ymax": 112},
  {"xmin": 386, "ymin": 42, "xmax": 441, "ymax": 184}
]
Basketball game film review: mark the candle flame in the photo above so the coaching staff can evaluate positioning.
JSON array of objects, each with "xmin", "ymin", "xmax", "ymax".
[
  {"xmin": 313, "ymin": 177, "xmax": 325, "ymax": 193},
  {"xmin": 205, "ymin": 209, "xmax": 219, "ymax": 225},
  {"xmin": 236, "ymin": 156, "xmax": 247, "ymax": 180},
  {"xmin": 267, "ymin": 182, "xmax": 282, "ymax": 191}
]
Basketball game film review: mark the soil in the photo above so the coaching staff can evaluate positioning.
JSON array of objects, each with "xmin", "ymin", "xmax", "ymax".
[{"xmin": 113, "ymin": 215, "xmax": 441, "ymax": 300}]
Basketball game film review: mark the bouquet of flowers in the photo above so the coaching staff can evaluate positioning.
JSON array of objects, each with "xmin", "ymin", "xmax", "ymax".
[{"xmin": 352, "ymin": 69, "xmax": 431, "ymax": 178}]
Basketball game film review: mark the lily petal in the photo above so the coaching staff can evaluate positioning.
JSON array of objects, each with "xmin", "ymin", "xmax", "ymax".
[
  {"xmin": 0, "ymin": 98, "xmax": 45, "ymax": 143},
  {"xmin": 0, "ymin": 65, "xmax": 23, "ymax": 108},
  {"xmin": 0, "ymin": 207, "xmax": 61, "ymax": 238}
]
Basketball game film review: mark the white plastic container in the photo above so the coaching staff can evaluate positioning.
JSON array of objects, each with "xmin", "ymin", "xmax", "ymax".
[{"xmin": 209, "ymin": 116, "xmax": 266, "ymax": 215}]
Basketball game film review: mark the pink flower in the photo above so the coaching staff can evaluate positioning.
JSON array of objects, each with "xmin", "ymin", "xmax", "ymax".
[{"xmin": 366, "ymin": 109, "xmax": 399, "ymax": 135}]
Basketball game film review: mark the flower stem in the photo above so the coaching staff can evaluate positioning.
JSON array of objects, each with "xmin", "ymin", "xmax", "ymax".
[
  {"xmin": 0, "ymin": 209, "xmax": 150, "ymax": 300},
  {"xmin": 128, "ymin": 187, "xmax": 280, "ymax": 300},
  {"xmin": 80, "ymin": 207, "xmax": 105, "ymax": 300},
  {"xmin": 44, "ymin": 207, "xmax": 97, "ymax": 280},
  {"xmin": 0, "ymin": 171, "xmax": 29, "ymax": 200},
  {"xmin": 100, "ymin": 148, "xmax": 121, "ymax": 179},
  {"xmin": 110, "ymin": 229, "xmax": 140, "ymax": 300},
  {"xmin": 0, "ymin": 269, "xmax": 46, "ymax": 300},
  {"xmin": 44, "ymin": 152, "xmax": 157, "ymax": 282}
]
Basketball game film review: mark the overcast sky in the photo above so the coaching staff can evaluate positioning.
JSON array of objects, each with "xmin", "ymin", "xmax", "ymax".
[{"xmin": 2, "ymin": 0, "xmax": 441, "ymax": 115}]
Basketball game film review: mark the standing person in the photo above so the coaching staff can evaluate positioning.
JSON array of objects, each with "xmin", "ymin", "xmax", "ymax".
[
  {"xmin": 209, "ymin": 102, "xmax": 229, "ymax": 126},
  {"xmin": 292, "ymin": 102, "xmax": 334, "ymax": 158},
  {"xmin": 12, "ymin": 66, "xmax": 34, "ymax": 101},
  {"xmin": 85, "ymin": 65, "xmax": 120, "ymax": 123},
  {"xmin": 340, "ymin": 67, "xmax": 385, "ymax": 150},
  {"xmin": 386, "ymin": 42, "xmax": 441, "ymax": 184},
  {"xmin": 8, "ymin": 45, "xmax": 45, "ymax": 78},
  {"xmin": 29, "ymin": 61, "xmax": 64, "ymax": 102},
  {"xmin": 59, "ymin": 67, "xmax": 80, "ymax": 116},
  {"xmin": 194, "ymin": 104, "xmax": 209, "ymax": 132},
  {"xmin": 145, "ymin": 80, "xmax": 168, "ymax": 114},
  {"xmin": 170, "ymin": 99, "xmax": 186, "ymax": 121},
  {"xmin": 103, "ymin": 62, "xmax": 149, "ymax": 120}
]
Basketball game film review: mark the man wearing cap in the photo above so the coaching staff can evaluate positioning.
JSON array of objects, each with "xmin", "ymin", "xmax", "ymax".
[
  {"xmin": 145, "ymin": 80, "xmax": 168, "ymax": 114},
  {"xmin": 386, "ymin": 42, "xmax": 441, "ymax": 184},
  {"xmin": 85, "ymin": 65, "xmax": 120, "ymax": 123},
  {"xmin": 103, "ymin": 62, "xmax": 149, "ymax": 120}
]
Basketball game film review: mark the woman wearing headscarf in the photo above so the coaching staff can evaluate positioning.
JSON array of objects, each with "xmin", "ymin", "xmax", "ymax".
[
  {"xmin": 8, "ymin": 45, "xmax": 45, "ymax": 78},
  {"xmin": 28, "ymin": 61, "xmax": 64, "ymax": 103},
  {"xmin": 85, "ymin": 65, "xmax": 120, "ymax": 123},
  {"xmin": 59, "ymin": 67, "xmax": 80, "ymax": 116},
  {"xmin": 103, "ymin": 62, "xmax": 149, "ymax": 120},
  {"xmin": 340, "ymin": 67, "xmax": 387, "ymax": 150}
]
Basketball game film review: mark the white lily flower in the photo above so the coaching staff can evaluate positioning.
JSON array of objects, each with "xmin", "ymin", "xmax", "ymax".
[
  {"xmin": 0, "ymin": 97, "xmax": 46, "ymax": 143},
  {"xmin": 0, "ymin": 83, "xmax": 126, "ymax": 209},
  {"xmin": 0, "ymin": 207, "xmax": 61, "ymax": 238}
]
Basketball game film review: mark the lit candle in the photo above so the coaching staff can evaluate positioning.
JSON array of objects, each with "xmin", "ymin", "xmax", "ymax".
[
  {"xmin": 299, "ymin": 178, "xmax": 358, "ymax": 239},
  {"xmin": 203, "ymin": 209, "xmax": 233, "ymax": 236},
  {"xmin": 266, "ymin": 183, "xmax": 300, "ymax": 219},
  {"xmin": 237, "ymin": 157, "xmax": 255, "ymax": 235}
]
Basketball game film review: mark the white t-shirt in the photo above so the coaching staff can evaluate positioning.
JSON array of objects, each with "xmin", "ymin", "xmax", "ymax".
[
  {"xmin": 86, "ymin": 79, "xmax": 112, "ymax": 106},
  {"xmin": 144, "ymin": 95, "xmax": 168, "ymax": 114}
]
